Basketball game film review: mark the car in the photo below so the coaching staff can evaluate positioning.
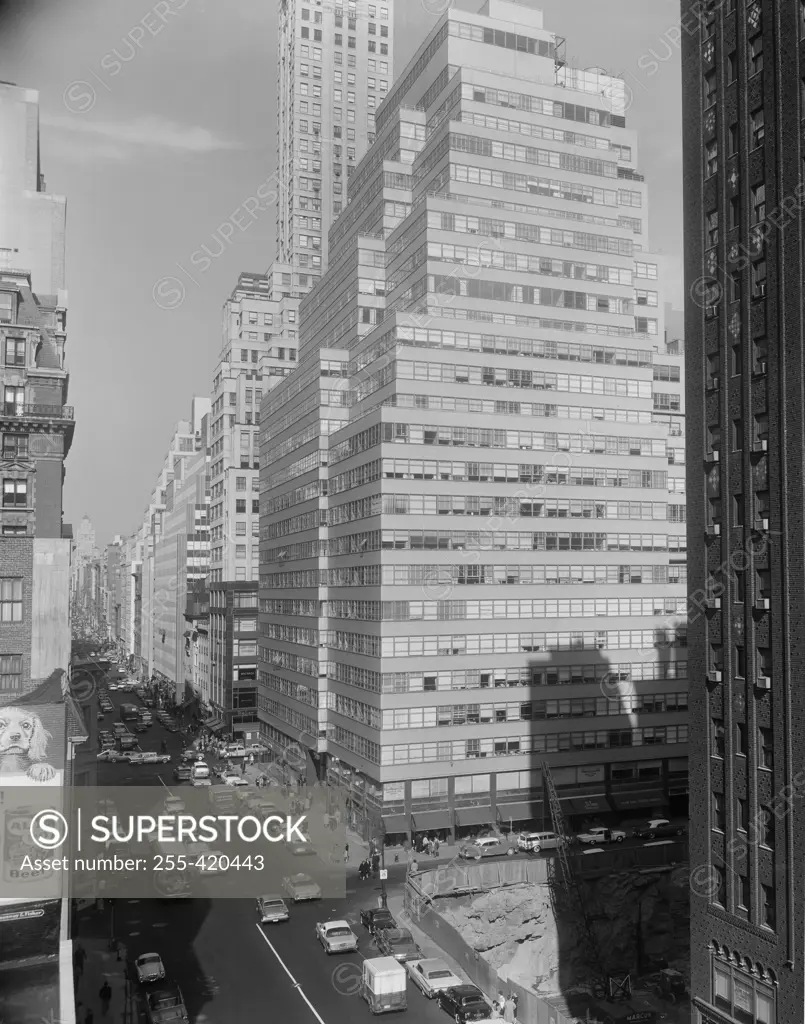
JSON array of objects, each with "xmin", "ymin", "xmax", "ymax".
[
  {"xmin": 164, "ymin": 795, "xmax": 186, "ymax": 815},
  {"xmin": 406, "ymin": 958, "xmax": 462, "ymax": 999},
  {"xmin": 192, "ymin": 777, "xmax": 211, "ymax": 787},
  {"xmin": 287, "ymin": 841, "xmax": 317, "ymax": 858},
  {"xmin": 97, "ymin": 749, "xmax": 132, "ymax": 762},
  {"xmin": 130, "ymin": 752, "xmax": 171, "ymax": 765},
  {"xmin": 517, "ymin": 831, "xmax": 563, "ymax": 854},
  {"xmin": 164, "ymin": 723, "xmax": 179, "ymax": 733},
  {"xmin": 180, "ymin": 749, "xmax": 198, "ymax": 763},
  {"xmin": 190, "ymin": 761, "xmax": 210, "ymax": 779},
  {"xmin": 256, "ymin": 895, "xmax": 289, "ymax": 924},
  {"xmin": 315, "ymin": 919, "xmax": 359, "ymax": 954},
  {"xmin": 223, "ymin": 774, "xmax": 249, "ymax": 787},
  {"xmin": 437, "ymin": 985, "xmax": 491, "ymax": 1023},
  {"xmin": 245, "ymin": 743, "xmax": 269, "ymax": 756},
  {"xmin": 360, "ymin": 907, "xmax": 396, "ymax": 935},
  {"xmin": 632, "ymin": 818, "xmax": 686, "ymax": 840},
  {"xmin": 225, "ymin": 744, "xmax": 247, "ymax": 758},
  {"xmin": 458, "ymin": 836, "xmax": 516, "ymax": 860},
  {"xmin": 282, "ymin": 873, "xmax": 322, "ymax": 902},
  {"xmin": 113, "ymin": 723, "xmax": 129, "ymax": 734},
  {"xmin": 576, "ymin": 826, "xmax": 627, "ymax": 846},
  {"xmin": 133, "ymin": 723, "xmax": 151, "ymax": 733},
  {"xmin": 173, "ymin": 765, "xmax": 192, "ymax": 782},
  {"xmin": 376, "ymin": 927, "xmax": 422, "ymax": 963},
  {"xmin": 134, "ymin": 952, "xmax": 166, "ymax": 984},
  {"xmin": 145, "ymin": 982, "xmax": 188, "ymax": 1024}
]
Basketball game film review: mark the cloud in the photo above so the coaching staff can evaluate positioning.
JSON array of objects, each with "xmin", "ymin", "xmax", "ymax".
[{"xmin": 40, "ymin": 113, "xmax": 243, "ymax": 160}]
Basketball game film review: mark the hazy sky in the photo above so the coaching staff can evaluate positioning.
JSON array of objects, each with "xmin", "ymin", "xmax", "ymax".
[{"xmin": 0, "ymin": 0, "xmax": 683, "ymax": 547}]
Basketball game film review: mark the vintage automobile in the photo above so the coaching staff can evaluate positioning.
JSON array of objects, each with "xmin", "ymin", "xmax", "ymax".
[
  {"xmin": 406, "ymin": 958, "xmax": 462, "ymax": 999},
  {"xmin": 282, "ymin": 873, "xmax": 322, "ymax": 902},
  {"xmin": 315, "ymin": 919, "xmax": 359, "ymax": 954},
  {"xmin": 256, "ymin": 895, "xmax": 290, "ymax": 924}
]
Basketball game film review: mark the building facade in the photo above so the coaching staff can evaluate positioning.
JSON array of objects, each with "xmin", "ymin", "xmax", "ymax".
[
  {"xmin": 276, "ymin": 0, "xmax": 395, "ymax": 292},
  {"xmin": 682, "ymin": 2, "xmax": 803, "ymax": 1023},
  {"xmin": 258, "ymin": 0, "xmax": 689, "ymax": 842}
]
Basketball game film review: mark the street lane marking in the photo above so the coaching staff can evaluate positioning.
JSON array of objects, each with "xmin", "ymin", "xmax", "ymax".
[{"xmin": 254, "ymin": 924, "xmax": 328, "ymax": 1024}]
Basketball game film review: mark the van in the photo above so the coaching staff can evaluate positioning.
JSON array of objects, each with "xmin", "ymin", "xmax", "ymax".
[{"xmin": 517, "ymin": 831, "xmax": 563, "ymax": 853}]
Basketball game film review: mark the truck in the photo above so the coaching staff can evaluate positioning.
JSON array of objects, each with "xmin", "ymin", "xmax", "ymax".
[{"xmin": 360, "ymin": 956, "xmax": 407, "ymax": 1015}]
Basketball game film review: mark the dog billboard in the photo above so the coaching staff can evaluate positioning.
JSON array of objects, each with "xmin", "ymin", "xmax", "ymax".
[{"xmin": 0, "ymin": 702, "xmax": 66, "ymax": 787}]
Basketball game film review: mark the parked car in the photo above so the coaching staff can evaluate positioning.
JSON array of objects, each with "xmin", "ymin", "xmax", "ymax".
[
  {"xmin": 576, "ymin": 826, "xmax": 626, "ymax": 846},
  {"xmin": 245, "ymin": 743, "xmax": 269, "ymax": 757},
  {"xmin": 256, "ymin": 895, "xmax": 289, "ymax": 924},
  {"xmin": 437, "ymin": 985, "xmax": 491, "ymax": 1022},
  {"xmin": 517, "ymin": 831, "xmax": 563, "ymax": 854},
  {"xmin": 282, "ymin": 873, "xmax": 321, "ymax": 902},
  {"xmin": 316, "ymin": 919, "xmax": 359, "ymax": 954},
  {"xmin": 134, "ymin": 953, "xmax": 166, "ymax": 984},
  {"xmin": 145, "ymin": 982, "xmax": 188, "ymax": 1024},
  {"xmin": 632, "ymin": 819, "xmax": 686, "ymax": 840},
  {"xmin": 406, "ymin": 958, "xmax": 462, "ymax": 999},
  {"xmin": 458, "ymin": 836, "xmax": 516, "ymax": 860},
  {"xmin": 376, "ymin": 928, "xmax": 422, "ymax": 963},
  {"xmin": 360, "ymin": 907, "xmax": 396, "ymax": 935}
]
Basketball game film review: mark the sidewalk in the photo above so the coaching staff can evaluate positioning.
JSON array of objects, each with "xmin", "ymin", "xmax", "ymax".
[{"xmin": 74, "ymin": 936, "xmax": 130, "ymax": 1023}]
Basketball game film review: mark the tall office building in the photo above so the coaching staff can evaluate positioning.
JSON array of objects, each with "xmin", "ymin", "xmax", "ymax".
[
  {"xmin": 259, "ymin": 0, "xmax": 689, "ymax": 844},
  {"xmin": 206, "ymin": 269, "xmax": 298, "ymax": 735},
  {"xmin": 276, "ymin": 0, "xmax": 395, "ymax": 292},
  {"xmin": 682, "ymin": 3, "xmax": 803, "ymax": 1023}
]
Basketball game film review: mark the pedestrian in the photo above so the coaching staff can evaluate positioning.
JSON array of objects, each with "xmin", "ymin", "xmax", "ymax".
[
  {"xmin": 161, "ymin": 739, "xmax": 167, "ymax": 754},
  {"xmin": 344, "ymin": 843, "xmax": 349, "ymax": 862},
  {"xmin": 99, "ymin": 979, "xmax": 112, "ymax": 1014},
  {"xmin": 410, "ymin": 858, "xmax": 419, "ymax": 874},
  {"xmin": 371, "ymin": 852, "xmax": 380, "ymax": 875},
  {"xmin": 74, "ymin": 942, "xmax": 86, "ymax": 979},
  {"xmin": 503, "ymin": 993, "xmax": 516, "ymax": 1023},
  {"xmin": 434, "ymin": 837, "xmax": 440, "ymax": 856}
]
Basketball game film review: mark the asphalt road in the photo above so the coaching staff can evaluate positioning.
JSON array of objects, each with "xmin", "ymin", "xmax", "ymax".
[{"xmin": 86, "ymin": 684, "xmax": 451, "ymax": 1024}]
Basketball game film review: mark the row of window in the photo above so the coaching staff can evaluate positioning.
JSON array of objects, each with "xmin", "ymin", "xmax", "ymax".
[
  {"xmin": 378, "ymin": 726, "xmax": 689, "ymax": 767},
  {"xmin": 381, "ymin": 394, "xmax": 655, "ymax": 426},
  {"xmin": 426, "ymin": 275, "xmax": 633, "ymax": 316}
]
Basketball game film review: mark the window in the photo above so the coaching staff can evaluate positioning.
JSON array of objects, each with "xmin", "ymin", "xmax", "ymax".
[
  {"xmin": 752, "ymin": 260, "xmax": 767, "ymax": 299},
  {"xmin": 732, "ymin": 344, "xmax": 742, "ymax": 377},
  {"xmin": 712, "ymin": 865, "xmax": 726, "ymax": 906},
  {"xmin": 728, "ymin": 123, "xmax": 738, "ymax": 156},
  {"xmin": 751, "ymin": 183, "xmax": 765, "ymax": 224},
  {"xmin": 727, "ymin": 51, "xmax": 738, "ymax": 83},
  {"xmin": 758, "ymin": 805, "xmax": 774, "ymax": 848},
  {"xmin": 730, "ymin": 270, "xmax": 741, "ymax": 303},
  {"xmin": 733, "ymin": 418, "xmax": 743, "ymax": 450},
  {"xmin": 335, "ymin": 33, "xmax": 342, "ymax": 45},
  {"xmin": 2, "ymin": 479, "xmax": 27, "ymax": 508},
  {"xmin": 730, "ymin": 196, "xmax": 739, "ymax": 230},
  {"xmin": 750, "ymin": 108, "xmax": 765, "ymax": 148},
  {"xmin": 761, "ymin": 884, "xmax": 776, "ymax": 930},
  {"xmin": 712, "ymin": 717, "xmax": 725, "ymax": 757},
  {"xmin": 236, "ymin": 499, "xmax": 246, "ymax": 514},
  {"xmin": 712, "ymin": 791, "xmax": 726, "ymax": 831},
  {"xmin": 714, "ymin": 960, "xmax": 774, "ymax": 1021},
  {"xmin": 704, "ymin": 70, "xmax": 717, "ymax": 108},
  {"xmin": 2, "ymin": 435, "xmax": 27, "ymax": 459},
  {"xmin": 706, "ymin": 140, "xmax": 718, "ymax": 177},
  {"xmin": 707, "ymin": 210, "xmax": 719, "ymax": 246},
  {"xmin": 737, "ymin": 874, "xmax": 750, "ymax": 911},
  {"xmin": 737, "ymin": 795, "xmax": 748, "ymax": 830},
  {"xmin": 736, "ymin": 720, "xmax": 748, "ymax": 755},
  {"xmin": 758, "ymin": 726, "xmax": 773, "ymax": 769},
  {"xmin": 252, "ymin": 500, "xmax": 259, "ymax": 513},
  {"xmin": 749, "ymin": 34, "xmax": 763, "ymax": 76},
  {"xmin": 4, "ymin": 339, "xmax": 25, "ymax": 366},
  {"xmin": 0, "ymin": 579, "xmax": 23, "ymax": 622},
  {"xmin": 0, "ymin": 654, "xmax": 22, "ymax": 690}
]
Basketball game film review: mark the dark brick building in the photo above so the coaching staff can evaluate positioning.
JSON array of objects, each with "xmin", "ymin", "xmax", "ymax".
[{"xmin": 682, "ymin": 2, "xmax": 805, "ymax": 1022}]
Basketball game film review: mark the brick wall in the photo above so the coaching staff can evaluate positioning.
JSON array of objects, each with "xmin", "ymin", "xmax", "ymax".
[{"xmin": 0, "ymin": 537, "xmax": 34, "ymax": 694}]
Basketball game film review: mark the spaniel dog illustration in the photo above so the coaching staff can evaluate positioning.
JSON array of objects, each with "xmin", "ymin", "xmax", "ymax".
[{"xmin": 0, "ymin": 708, "xmax": 56, "ymax": 781}]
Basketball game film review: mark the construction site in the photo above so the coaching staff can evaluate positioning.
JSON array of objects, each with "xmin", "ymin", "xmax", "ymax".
[{"xmin": 405, "ymin": 763, "xmax": 691, "ymax": 1024}]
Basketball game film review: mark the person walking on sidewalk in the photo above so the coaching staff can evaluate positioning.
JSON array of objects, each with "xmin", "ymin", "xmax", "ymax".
[
  {"xmin": 503, "ymin": 993, "xmax": 516, "ymax": 1023},
  {"xmin": 344, "ymin": 843, "xmax": 349, "ymax": 862},
  {"xmin": 99, "ymin": 979, "xmax": 112, "ymax": 1014},
  {"xmin": 73, "ymin": 943, "xmax": 86, "ymax": 979}
]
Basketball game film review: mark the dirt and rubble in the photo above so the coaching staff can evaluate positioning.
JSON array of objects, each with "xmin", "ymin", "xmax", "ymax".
[{"xmin": 438, "ymin": 865, "xmax": 690, "ymax": 996}]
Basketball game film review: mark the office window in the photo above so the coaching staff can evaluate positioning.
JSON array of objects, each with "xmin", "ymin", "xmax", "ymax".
[
  {"xmin": 704, "ymin": 70, "xmax": 717, "ymax": 108},
  {"xmin": 235, "ymin": 521, "xmax": 247, "ymax": 536},
  {"xmin": 711, "ymin": 865, "xmax": 726, "ymax": 906},
  {"xmin": 749, "ymin": 34, "xmax": 763, "ymax": 76},
  {"xmin": 712, "ymin": 791, "xmax": 726, "ymax": 831},
  {"xmin": 761, "ymin": 885, "xmax": 776, "ymax": 930},
  {"xmin": 750, "ymin": 108, "xmax": 765, "ymax": 148},
  {"xmin": 0, "ymin": 654, "xmax": 22, "ymax": 690},
  {"xmin": 706, "ymin": 140, "xmax": 718, "ymax": 177},
  {"xmin": 751, "ymin": 183, "xmax": 765, "ymax": 224},
  {"xmin": 712, "ymin": 718, "xmax": 725, "ymax": 757},
  {"xmin": 714, "ymin": 960, "xmax": 774, "ymax": 1021},
  {"xmin": 733, "ymin": 418, "xmax": 743, "ymax": 450},
  {"xmin": 335, "ymin": 33, "xmax": 342, "ymax": 45},
  {"xmin": 728, "ymin": 123, "xmax": 738, "ymax": 156},
  {"xmin": 758, "ymin": 726, "xmax": 773, "ymax": 769},
  {"xmin": 2, "ymin": 479, "xmax": 26, "ymax": 508},
  {"xmin": 737, "ymin": 874, "xmax": 750, "ymax": 911},
  {"xmin": 727, "ymin": 51, "xmax": 738, "ymax": 83},
  {"xmin": 752, "ymin": 260, "xmax": 767, "ymax": 299},
  {"xmin": 348, "ymin": 36, "xmax": 355, "ymax": 48},
  {"xmin": 301, "ymin": 26, "xmax": 309, "ymax": 37},
  {"xmin": 314, "ymin": 29, "xmax": 322, "ymax": 41},
  {"xmin": 736, "ymin": 721, "xmax": 748, "ymax": 755},
  {"xmin": 2, "ymin": 434, "xmax": 27, "ymax": 459},
  {"xmin": 736, "ymin": 796, "xmax": 748, "ymax": 831},
  {"xmin": 4, "ymin": 339, "xmax": 25, "ymax": 366},
  {"xmin": 368, "ymin": 21, "xmax": 376, "ymax": 34},
  {"xmin": 236, "ymin": 545, "xmax": 247, "ymax": 559},
  {"xmin": 380, "ymin": 43, "xmax": 388, "ymax": 54},
  {"xmin": 252, "ymin": 500, "xmax": 259, "ymax": 514},
  {"xmin": 758, "ymin": 805, "xmax": 774, "ymax": 848},
  {"xmin": 0, "ymin": 579, "xmax": 23, "ymax": 622},
  {"xmin": 251, "ymin": 350, "xmax": 258, "ymax": 363},
  {"xmin": 368, "ymin": 39, "xmax": 376, "ymax": 51},
  {"xmin": 236, "ymin": 500, "xmax": 246, "ymax": 514},
  {"xmin": 236, "ymin": 477, "xmax": 247, "ymax": 491},
  {"xmin": 707, "ymin": 210, "xmax": 719, "ymax": 246}
]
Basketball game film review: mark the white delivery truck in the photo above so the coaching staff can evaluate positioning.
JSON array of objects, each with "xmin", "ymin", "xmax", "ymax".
[{"xmin": 360, "ymin": 957, "xmax": 407, "ymax": 1015}]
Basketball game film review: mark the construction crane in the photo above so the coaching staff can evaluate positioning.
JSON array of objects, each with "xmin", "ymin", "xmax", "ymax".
[{"xmin": 543, "ymin": 760, "xmax": 630, "ymax": 1001}]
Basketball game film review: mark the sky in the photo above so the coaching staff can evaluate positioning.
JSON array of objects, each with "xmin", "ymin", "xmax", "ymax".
[{"xmin": 0, "ymin": 0, "xmax": 683, "ymax": 548}]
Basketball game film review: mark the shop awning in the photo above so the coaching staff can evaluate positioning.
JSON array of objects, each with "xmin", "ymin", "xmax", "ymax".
[
  {"xmin": 609, "ymin": 788, "xmax": 665, "ymax": 811},
  {"xmin": 496, "ymin": 801, "xmax": 544, "ymax": 824},
  {"xmin": 455, "ymin": 805, "xmax": 495, "ymax": 827},
  {"xmin": 410, "ymin": 810, "xmax": 451, "ymax": 831},
  {"xmin": 561, "ymin": 793, "xmax": 611, "ymax": 815},
  {"xmin": 381, "ymin": 814, "xmax": 409, "ymax": 834}
]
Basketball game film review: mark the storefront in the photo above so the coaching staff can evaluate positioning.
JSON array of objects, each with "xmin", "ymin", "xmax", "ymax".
[{"xmin": 0, "ymin": 899, "xmax": 61, "ymax": 968}]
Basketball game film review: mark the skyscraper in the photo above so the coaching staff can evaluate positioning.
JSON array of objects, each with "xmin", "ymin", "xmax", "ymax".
[
  {"xmin": 683, "ymin": 2, "xmax": 803, "ymax": 1022},
  {"xmin": 258, "ymin": 0, "xmax": 688, "ymax": 844},
  {"xmin": 275, "ymin": 0, "xmax": 395, "ymax": 292}
]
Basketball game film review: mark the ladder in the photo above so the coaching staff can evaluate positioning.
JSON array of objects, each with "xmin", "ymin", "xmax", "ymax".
[{"xmin": 543, "ymin": 760, "xmax": 608, "ymax": 993}]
